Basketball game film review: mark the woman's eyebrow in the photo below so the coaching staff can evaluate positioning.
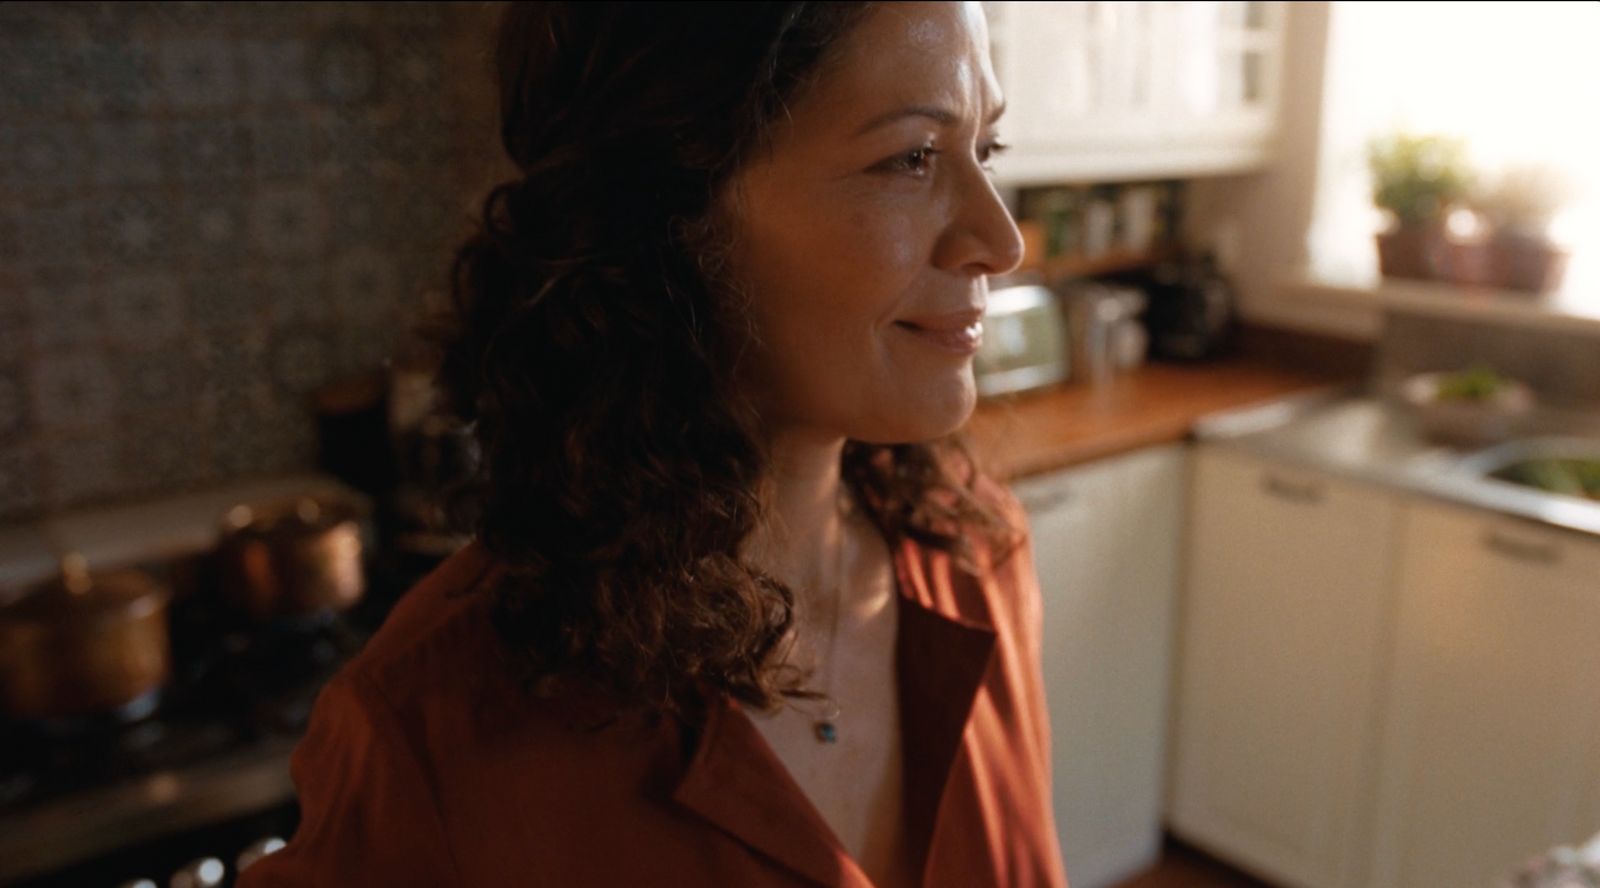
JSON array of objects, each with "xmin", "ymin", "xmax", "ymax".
[{"xmin": 853, "ymin": 99, "xmax": 1007, "ymax": 137}]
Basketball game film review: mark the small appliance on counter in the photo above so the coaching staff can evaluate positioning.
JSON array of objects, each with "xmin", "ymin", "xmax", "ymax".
[
  {"xmin": 1106, "ymin": 252, "xmax": 1239, "ymax": 362},
  {"xmin": 1064, "ymin": 282, "xmax": 1150, "ymax": 383},
  {"xmin": 974, "ymin": 277, "xmax": 1072, "ymax": 398}
]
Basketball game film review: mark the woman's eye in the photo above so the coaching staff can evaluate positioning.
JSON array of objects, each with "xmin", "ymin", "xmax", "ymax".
[
  {"xmin": 886, "ymin": 145, "xmax": 941, "ymax": 176},
  {"xmin": 980, "ymin": 140, "xmax": 1011, "ymax": 172},
  {"xmin": 881, "ymin": 140, "xmax": 1012, "ymax": 177}
]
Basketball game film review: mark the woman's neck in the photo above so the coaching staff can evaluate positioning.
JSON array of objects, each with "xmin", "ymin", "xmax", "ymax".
[{"xmin": 743, "ymin": 429, "xmax": 853, "ymax": 626}]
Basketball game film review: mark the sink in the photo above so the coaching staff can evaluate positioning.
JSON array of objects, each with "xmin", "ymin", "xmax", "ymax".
[{"xmin": 1454, "ymin": 437, "xmax": 1600, "ymax": 502}]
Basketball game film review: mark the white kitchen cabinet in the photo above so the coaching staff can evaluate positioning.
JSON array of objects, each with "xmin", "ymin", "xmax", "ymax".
[
  {"xmin": 1016, "ymin": 442, "xmax": 1187, "ymax": 888},
  {"xmin": 984, "ymin": 1, "xmax": 1285, "ymax": 185},
  {"xmin": 1167, "ymin": 445, "xmax": 1400, "ymax": 888},
  {"xmin": 1365, "ymin": 500, "xmax": 1600, "ymax": 888}
]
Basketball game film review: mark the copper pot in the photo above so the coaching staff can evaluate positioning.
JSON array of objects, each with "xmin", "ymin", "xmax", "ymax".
[
  {"xmin": 0, "ymin": 557, "xmax": 173, "ymax": 723},
  {"xmin": 217, "ymin": 493, "xmax": 368, "ymax": 623}
]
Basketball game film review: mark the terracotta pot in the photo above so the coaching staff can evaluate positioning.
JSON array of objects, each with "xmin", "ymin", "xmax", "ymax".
[
  {"xmin": 1375, "ymin": 223, "xmax": 1447, "ymax": 280},
  {"xmin": 1490, "ymin": 233, "xmax": 1569, "ymax": 293},
  {"xmin": 1438, "ymin": 239, "xmax": 1497, "ymax": 287},
  {"xmin": 0, "ymin": 560, "xmax": 172, "ymax": 723}
]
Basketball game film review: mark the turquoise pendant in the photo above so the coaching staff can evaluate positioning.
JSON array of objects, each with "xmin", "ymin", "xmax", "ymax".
[{"xmin": 814, "ymin": 721, "xmax": 838, "ymax": 744}]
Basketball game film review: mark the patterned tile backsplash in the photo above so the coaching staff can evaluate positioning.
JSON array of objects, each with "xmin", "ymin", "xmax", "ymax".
[{"xmin": 0, "ymin": 1, "xmax": 507, "ymax": 521}]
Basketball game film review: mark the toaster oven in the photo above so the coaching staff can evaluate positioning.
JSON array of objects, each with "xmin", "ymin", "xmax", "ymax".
[{"xmin": 974, "ymin": 283, "xmax": 1072, "ymax": 398}]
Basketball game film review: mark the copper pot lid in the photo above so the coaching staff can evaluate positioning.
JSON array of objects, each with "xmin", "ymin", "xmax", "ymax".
[
  {"xmin": 221, "ymin": 493, "xmax": 368, "ymax": 540},
  {"xmin": 0, "ymin": 554, "xmax": 170, "ymax": 628}
]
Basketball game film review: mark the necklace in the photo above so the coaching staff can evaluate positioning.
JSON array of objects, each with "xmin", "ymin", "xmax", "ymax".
[
  {"xmin": 810, "ymin": 513, "xmax": 847, "ymax": 744},
  {"xmin": 799, "ymin": 485, "xmax": 855, "ymax": 744}
]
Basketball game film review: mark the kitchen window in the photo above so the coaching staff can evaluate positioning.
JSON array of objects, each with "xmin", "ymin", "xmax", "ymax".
[{"xmin": 1305, "ymin": 1, "xmax": 1600, "ymax": 307}]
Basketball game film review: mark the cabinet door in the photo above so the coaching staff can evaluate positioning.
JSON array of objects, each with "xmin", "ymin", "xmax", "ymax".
[
  {"xmin": 985, "ymin": 1, "xmax": 1284, "ymax": 185},
  {"xmin": 1168, "ymin": 446, "xmax": 1399, "ymax": 888},
  {"xmin": 1017, "ymin": 443, "xmax": 1186, "ymax": 888},
  {"xmin": 1366, "ymin": 501, "xmax": 1600, "ymax": 888}
]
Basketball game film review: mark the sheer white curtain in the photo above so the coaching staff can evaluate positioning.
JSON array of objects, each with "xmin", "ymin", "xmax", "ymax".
[{"xmin": 1307, "ymin": 1, "xmax": 1600, "ymax": 298}]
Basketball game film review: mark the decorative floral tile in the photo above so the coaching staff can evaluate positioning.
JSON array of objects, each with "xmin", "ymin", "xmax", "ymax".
[
  {"xmin": 377, "ymin": 112, "xmax": 448, "ymax": 169},
  {"xmin": 379, "ymin": 4, "xmax": 447, "ymax": 31},
  {"xmin": 65, "ymin": 2, "xmax": 149, "ymax": 37},
  {"xmin": 185, "ymin": 268, "xmax": 269, "ymax": 330},
  {"xmin": 268, "ymin": 324, "xmax": 336, "ymax": 396},
  {"xmin": 16, "ymin": 200, "xmax": 90, "ymax": 272},
  {"xmin": 157, "ymin": 37, "xmax": 238, "ymax": 109},
  {"xmin": 310, "ymin": 106, "xmax": 382, "ymax": 178},
  {"xmin": 386, "ymin": 28, "xmax": 443, "ymax": 98},
  {"xmin": 240, "ymin": 38, "xmax": 310, "ymax": 105},
  {"xmin": 308, "ymin": 27, "xmax": 379, "ymax": 107},
  {"xmin": 178, "ymin": 185, "xmax": 252, "ymax": 262},
  {"xmin": 247, "ymin": 111, "xmax": 315, "ymax": 179},
  {"xmin": 0, "ymin": 206, "xmax": 19, "ymax": 264},
  {"xmin": 249, "ymin": 184, "xmax": 329, "ymax": 259},
  {"xmin": 0, "ymin": 286, "xmax": 28, "ymax": 361},
  {"xmin": 0, "ymin": 445, "xmax": 44, "ymax": 521},
  {"xmin": 114, "ymin": 407, "xmax": 215, "ymax": 496},
  {"xmin": 0, "ymin": 36, "xmax": 72, "ymax": 114},
  {"xmin": 259, "ymin": 262, "xmax": 333, "ymax": 326},
  {"xmin": 0, "ymin": 121, "xmax": 91, "ymax": 191},
  {"xmin": 89, "ymin": 118, "xmax": 165, "ymax": 187},
  {"xmin": 103, "ymin": 271, "xmax": 186, "ymax": 345},
  {"xmin": 328, "ymin": 179, "xmax": 388, "ymax": 244},
  {"xmin": 307, "ymin": 2, "xmax": 377, "ymax": 30},
  {"xmin": 1, "ymin": 0, "xmax": 488, "ymax": 511},
  {"xmin": 111, "ymin": 344, "xmax": 200, "ymax": 413},
  {"xmin": 380, "ymin": 183, "xmax": 461, "ymax": 248},
  {"xmin": 25, "ymin": 272, "xmax": 102, "ymax": 350},
  {"xmin": 93, "ymin": 195, "xmax": 175, "ymax": 267},
  {"xmin": 45, "ymin": 433, "xmax": 122, "ymax": 508},
  {"xmin": 71, "ymin": 38, "xmax": 161, "ymax": 115},
  {"xmin": 330, "ymin": 247, "xmax": 401, "ymax": 320},
  {"xmin": 151, "ymin": 2, "xmax": 228, "ymax": 30},
  {"xmin": 333, "ymin": 319, "xmax": 400, "ymax": 378},
  {"xmin": 0, "ymin": 362, "xmax": 31, "ymax": 447},
  {"xmin": 207, "ymin": 392, "xmax": 313, "ymax": 478},
  {"xmin": 31, "ymin": 350, "xmax": 117, "ymax": 433},
  {"xmin": 166, "ymin": 119, "xmax": 250, "ymax": 183},
  {"xmin": 190, "ymin": 319, "xmax": 272, "ymax": 402}
]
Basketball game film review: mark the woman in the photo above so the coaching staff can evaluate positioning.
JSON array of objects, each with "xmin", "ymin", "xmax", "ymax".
[{"xmin": 239, "ymin": 2, "xmax": 1066, "ymax": 886}]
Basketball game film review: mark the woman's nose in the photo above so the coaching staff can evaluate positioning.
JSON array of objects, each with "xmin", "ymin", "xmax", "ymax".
[{"xmin": 935, "ymin": 169, "xmax": 1026, "ymax": 277}]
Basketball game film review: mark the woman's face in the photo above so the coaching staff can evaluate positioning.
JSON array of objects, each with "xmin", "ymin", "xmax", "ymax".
[{"xmin": 720, "ymin": 1, "xmax": 1023, "ymax": 446}]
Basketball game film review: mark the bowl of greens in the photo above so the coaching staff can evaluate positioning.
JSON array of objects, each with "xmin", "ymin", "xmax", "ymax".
[{"xmin": 1401, "ymin": 365, "xmax": 1535, "ymax": 446}]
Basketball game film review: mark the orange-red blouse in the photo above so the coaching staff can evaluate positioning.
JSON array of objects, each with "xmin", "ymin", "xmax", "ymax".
[{"xmin": 237, "ymin": 482, "xmax": 1069, "ymax": 887}]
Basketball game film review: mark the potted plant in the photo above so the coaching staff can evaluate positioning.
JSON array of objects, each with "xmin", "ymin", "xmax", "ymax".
[
  {"xmin": 1471, "ymin": 163, "xmax": 1574, "ymax": 293},
  {"xmin": 1366, "ymin": 133, "xmax": 1473, "ymax": 280}
]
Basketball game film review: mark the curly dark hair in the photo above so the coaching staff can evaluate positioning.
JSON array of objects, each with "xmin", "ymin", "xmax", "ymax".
[{"xmin": 418, "ymin": 0, "xmax": 1022, "ymax": 728}]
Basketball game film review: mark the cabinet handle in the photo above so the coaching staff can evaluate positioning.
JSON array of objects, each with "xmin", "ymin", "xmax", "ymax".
[
  {"xmin": 1259, "ymin": 472, "xmax": 1325, "ymax": 505},
  {"xmin": 1018, "ymin": 487, "xmax": 1074, "ymax": 514},
  {"xmin": 1481, "ymin": 530, "xmax": 1563, "ymax": 566}
]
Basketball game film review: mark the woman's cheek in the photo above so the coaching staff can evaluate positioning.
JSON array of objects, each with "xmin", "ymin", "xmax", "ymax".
[{"xmin": 855, "ymin": 200, "xmax": 928, "ymax": 275}]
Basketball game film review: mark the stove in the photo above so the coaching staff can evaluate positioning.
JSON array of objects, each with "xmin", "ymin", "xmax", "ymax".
[{"xmin": 0, "ymin": 548, "xmax": 445, "ymax": 888}]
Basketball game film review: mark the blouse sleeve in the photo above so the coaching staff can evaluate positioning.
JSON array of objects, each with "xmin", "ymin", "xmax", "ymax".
[{"xmin": 235, "ymin": 670, "xmax": 462, "ymax": 888}]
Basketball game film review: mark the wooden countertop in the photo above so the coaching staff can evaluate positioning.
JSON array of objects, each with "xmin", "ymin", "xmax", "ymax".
[{"xmin": 963, "ymin": 357, "xmax": 1353, "ymax": 480}]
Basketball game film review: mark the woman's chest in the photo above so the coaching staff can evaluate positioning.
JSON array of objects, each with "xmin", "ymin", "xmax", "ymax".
[{"xmin": 745, "ymin": 588, "xmax": 915, "ymax": 885}]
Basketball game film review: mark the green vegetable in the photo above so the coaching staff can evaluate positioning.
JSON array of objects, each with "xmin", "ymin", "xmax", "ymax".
[
  {"xmin": 1492, "ymin": 458, "xmax": 1600, "ymax": 502},
  {"xmin": 1435, "ymin": 365, "xmax": 1507, "ymax": 402}
]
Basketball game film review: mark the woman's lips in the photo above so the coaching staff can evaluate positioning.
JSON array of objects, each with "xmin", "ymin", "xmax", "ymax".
[{"xmin": 892, "ymin": 318, "xmax": 984, "ymax": 355}]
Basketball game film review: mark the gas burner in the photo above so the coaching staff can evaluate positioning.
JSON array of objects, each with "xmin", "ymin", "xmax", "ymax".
[
  {"xmin": 0, "ymin": 548, "xmax": 428, "ymax": 884},
  {"xmin": 12, "ymin": 688, "xmax": 167, "ymax": 742},
  {"xmin": 0, "ymin": 767, "xmax": 38, "ymax": 810}
]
